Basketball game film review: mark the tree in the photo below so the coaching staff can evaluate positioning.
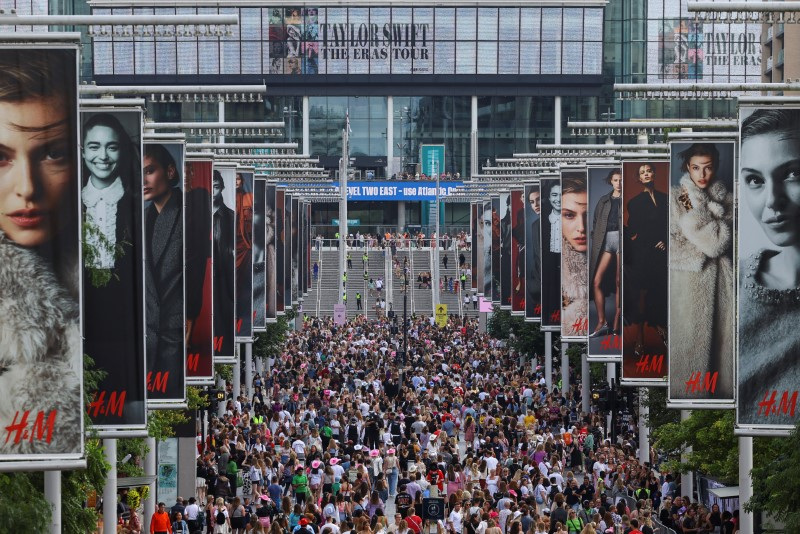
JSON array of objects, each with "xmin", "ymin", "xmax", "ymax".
[
  {"xmin": 487, "ymin": 307, "xmax": 545, "ymax": 358},
  {"xmin": 745, "ymin": 422, "xmax": 800, "ymax": 530}
]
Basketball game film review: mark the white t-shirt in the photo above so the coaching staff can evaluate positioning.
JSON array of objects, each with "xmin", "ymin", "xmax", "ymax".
[{"xmin": 485, "ymin": 456, "xmax": 498, "ymax": 473}]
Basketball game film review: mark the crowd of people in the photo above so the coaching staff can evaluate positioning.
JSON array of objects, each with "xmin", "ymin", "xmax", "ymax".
[
  {"xmin": 125, "ymin": 313, "xmax": 740, "ymax": 534},
  {"xmin": 318, "ymin": 232, "xmax": 471, "ymax": 255}
]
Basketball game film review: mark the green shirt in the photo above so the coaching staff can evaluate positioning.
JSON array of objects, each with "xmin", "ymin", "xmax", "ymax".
[{"xmin": 292, "ymin": 473, "xmax": 309, "ymax": 494}]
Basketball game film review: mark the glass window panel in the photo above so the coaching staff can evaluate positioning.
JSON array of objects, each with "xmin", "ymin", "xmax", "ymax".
[
  {"xmin": 435, "ymin": 8, "xmax": 455, "ymax": 40},
  {"xmin": 519, "ymin": 41, "xmax": 540, "ymax": 74},
  {"xmin": 477, "ymin": 8, "xmax": 498, "ymax": 40},
  {"xmin": 221, "ymin": 41, "xmax": 241, "ymax": 74},
  {"xmin": 370, "ymin": 47, "xmax": 390, "ymax": 74},
  {"xmin": 649, "ymin": 0, "xmax": 664, "ymax": 19},
  {"xmin": 414, "ymin": 7, "xmax": 434, "ymax": 35},
  {"xmin": 477, "ymin": 41, "xmax": 497, "ymax": 74},
  {"xmin": 348, "ymin": 97, "xmax": 370, "ymax": 118},
  {"xmin": 541, "ymin": 41, "xmax": 561, "ymax": 74},
  {"xmin": 563, "ymin": 8, "xmax": 583, "ymax": 40},
  {"xmin": 392, "ymin": 46, "xmax": 412, "ymax": 74},
  {"xmin": 498, "ymin": 8, "xmax": 519, "ymax": 41},
  {"xmin": 94, "ymin": 42, "xmax": 113, "ymax": 75},
  {"xmin": 198, "ymin": 41, "xmax": 219, "ymax": 74},
  {"xmin": 392, "ymin": 7, "xmax": 412, "ymax": 23},
  {"xmin": 498, "ymin": 41, "xmax": 519, "ymax": 74},
  {"xmin": 434, "ymin": 41, "xmax": 455, "ymax": 74},
  {"xmin": 583, "ymin": 41, "xmax": 602, "ymax": 74},
  {"xmin": 456, "ymin": 41, "xmax": 475, "ymax": 74},
  {"xmin": 241, "ymin": 41, "xmax": 261, "ymax": 74},
  {"xmin": 584, "ymin": 8, "xmax": 603, "ymax": 40},
  {"xmin": 519, "ymin": 8, "xmax": 541, "ymax": 40},
  {"xmin": 241, "ymin": 8, "xmax": 261, "ymax": 40},
  {"xmin": 456, "ymin": 8, "xmax": 476, "ymax": 41},
  {"xmin": 113, "ymin": 41, "xmax": 134, "ymax": 74},
  {"xmin": 156, "ymin": 41, "xmax": 177, "ymax": 75},
  {"xmin": 370, "ymin": 97, "xmax": 388, "ymax": 118},
  {"xmin": 562, "ymin": 42, "xmax": 582, "ymax": 74},
  {"xmin": 177, "ymin": 41, "xmax": 198, "ymax": 75},
  {"xmin": 541, "ymin": 8, "xmax": 562, "ymax": 41}
]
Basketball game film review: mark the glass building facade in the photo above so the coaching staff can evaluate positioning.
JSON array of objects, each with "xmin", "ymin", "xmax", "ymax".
[{"xmin": 7, "ymin": 0, "xmax": 762, "ymax": 233}]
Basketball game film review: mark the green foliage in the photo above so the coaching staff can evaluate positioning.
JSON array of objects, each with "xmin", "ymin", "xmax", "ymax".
[
  {"xmin": 148, "ymin": 409, "xmax": 190, "ymax": 442},
  {"xmin": 653, "ymin": 410, "xmax": 739, "ymax": 484},
  {"xmin": 254, "ymin": 317, "xmax": 291, "ymax": 360},
  {"xmin": 487, "ymin": 308, "xmax": 545, "ymax": 358},
  {"xmin": 642, "ymin": 387, "xmax": 681, "ymax": 432},
  {"xmin": 0, "ymin": 472, "xmax": 50, "ymax": 531},
  {"xmin": 746, "ymin": 424, "xmax": 800, "ymax": 530},
  {"xmin": 117, "ymin": 438, "xmax": 147, "ymax": 478},
  {"xmin": 215, "ymin": 363, "xmax": 234, "ymax": 382},
  {"xmin": 82, "ymin": 219, "xmax": 130, "ymax": 288},
  {"xmin": 188, "ymin": 385, "xmax": 209, "ymax": 410},
  {"xmin": 62, "ymin": 438, "xmax": 110, "ymax": 533}
]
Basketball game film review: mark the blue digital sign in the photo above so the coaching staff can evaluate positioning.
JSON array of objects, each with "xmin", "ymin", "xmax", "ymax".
[{"xmin": 336, "ymin": 181, "xmax": 463, "ymax": 201}]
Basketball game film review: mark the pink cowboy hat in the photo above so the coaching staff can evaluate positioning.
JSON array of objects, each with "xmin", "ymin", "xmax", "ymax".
[
  {"xmin": 311, "ymin": 460, "xmax": 322, "ymax": 468},
  {"xmin": 330, "ymin": 458, "xmax": 341, "ymax": 465},
  {"xmin": 387, "ymin": 448, "xmax": 396, "ymax": 455},
  {"xmin": 370, "ymin": 449, "xmax": 380, "ymax": 458}
]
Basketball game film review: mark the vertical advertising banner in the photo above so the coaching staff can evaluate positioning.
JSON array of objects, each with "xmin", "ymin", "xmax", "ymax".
[
  {"xmin": 298, "ymin": 199, "xmax": 305, "ymax": 297},
  {"xmin": 265, "ymin": 184, "xmax": 277, "ymax": 321},
  {"xmin": 499, "ymin": 192, "xmax": 512, "ymax": 308},
  {"xmin": 253, "ymin": 178, "xmax": 267, "ymax": 331},
  {"xmin": 737, "ymin": 107, "xmax": 800, "ymax": 433},
  {"xmin": 235, "ymin": 169, "xmax": 254, "ymax": 341},
  {"xmin": 212, "ymin": 165, "xmax": 236, "ymax": 360},
  {"xmin": 622, "ymin": 160, "xmax": 669, "ymax": 384},
  {"xmin": 588, "ymin": 167, "xmax": 623, "ymax": 361},
  {"xmin": 307, "ymin": 203, "xmax": 312, "ymax": 295},
  {"xmin": 143, "ymin": 142, "xmax": 186, "ymax": 404},
  {"xmin": 291, "ymin": 197, "xmax": 300, "ymax": 304},
  {"xmin": 0, "ymin": 47, "xmax": 85, "ymax": 459},
  {"xmin": 275, "ymin": 189, "xmax": 286, "ymax": 314},
  {"xmin": 524, "ymin": 183, "xmax": 542, "ymax": 322},
  {"xmin": 491, "ymin": 196, "xmax": 501, "ymax": 303},
  {"xmin": 82, "ymin": 107, "xmax": 147, "ymax": 430},
  {"xmin": 471, "ymin": 203, "xmax": 478, "ymax": 290},
  {"xmin": 669, "ymin": 141, "xmax": 735, "ymax": 407},
  {"xmin": 184, "ymin": 160, "xmax": 214, "ymax": 381},
  {"xmin": 286, "ymin": 195, "xmax": 295, "ymax": 307},
  {"xmin": 540, "ymin": 175, "xmax": 562, "ymax": 331},
  {"xmin": 477, "ymin": 201, "xmax": 488, "ymax": 296},
  {"xmin": 511, "ymin": 188, "xmax": 525, "ymax": 314},
  {"xmin": 561, "ymin": 169, "xmax": 589, "ymax": 341}
]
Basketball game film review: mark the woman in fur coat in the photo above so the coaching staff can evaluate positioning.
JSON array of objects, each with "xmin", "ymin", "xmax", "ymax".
[
  {"xmin": 0, "ymin": 49, "xmax": 82, "ymax": 455},
  {"xmin": 668, "ymin": 143, "xmax": 734, "ymax": 400}
]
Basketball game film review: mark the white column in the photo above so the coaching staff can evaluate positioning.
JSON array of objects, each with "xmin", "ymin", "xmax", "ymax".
[
  {"xmin": 245, "ymin": 342, "xmax": 253, "ymax": 400},
  {"xmin": 681, "ymin": 410, "xmax": 694, "ymax": 500},
  {"xmin": 545, "ymin": 331, "xmax": 553, "ymax": 389},
  {"xmin": 256, "ymin": 355, "xmax": 264, "ymax": 379},
  {"xmin": 397, "ymin": 201, "xmax": 406, "ymax": 231},
  {"xmin": 554, "ymin": 96, "xmax": 562, "ymax": 144},
  {"xmin": 143, "ymin": 437, "xmax": 156, "ymax": 533},
  {"xmin": 638, "ymin": 388, "xmax": 649, "ymax": 465},
  {"xmin": 738, "ymin": 436, "xmax": 754, "ymax": 533},
  {"xmin": 45, "ymin": 471, "xmax": 61, "ymax": 534},
  {"xmin": 218, "ymin": 101, "xmax": 225, "ymax": 142},
  {"xmin": 233, "ymin": 346, "xmax": 241, "ymax": 399},
  {"xmin": 561, "ymin": 342, "xmax": 569, "ymax": 393},
  {"xmin": 302, "ymin": 95, "xmax": 310, "ymax": 156},
  {"xmin": 471, "ymin": 96, "xmax": 478, "ymax": 176},
  {"xmin": 606, "ymin": 363, "xmax": 616, "ymax": 439},
  {"xmin": 387, "ymin": 95, "xmax": 394, "ymax": 177},
  {"xmin": 103, "ymin": 439, "xmax": 117, "ymax": 534},
  {"xmin": 581, "ymin": 355, "xmax": 591, "ymax": 416}
]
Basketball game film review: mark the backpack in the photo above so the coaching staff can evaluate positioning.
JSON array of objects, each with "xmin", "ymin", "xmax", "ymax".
[{"xmin": 216, "ymin": 509, "xmax": 226, "ymax": 525}]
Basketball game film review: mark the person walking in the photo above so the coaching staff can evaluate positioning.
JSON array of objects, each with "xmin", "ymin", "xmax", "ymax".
[
  {"xmin": 472, "ymin": 293, "xmax": 478, "ymax": 310},
  {"xmin": 363, "ymin": 251, "xmax": 369, "ymax": 268},
  {"xmin": 356, "ymin": 292, "xmax": 362, "ymax": 310},
  {"xmin": 347, "ymin": 253, "xmax": 352, "ymax": 269},
  {"xmin": 313, "ymin": 262, "xmax": 319, "ymax": 281},
  {"xmin": 150, "ymin": 502, "xmax": 173, "ymax": 534},
  {"xmin": 443, "ymin": 254, "xmax": 449, "ymax": 269}
]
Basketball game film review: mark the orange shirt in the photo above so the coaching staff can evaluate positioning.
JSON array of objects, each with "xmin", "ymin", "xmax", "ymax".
[{"xmin": 150, "ymin": 511, "xmax": 172, "ymax": 533}]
